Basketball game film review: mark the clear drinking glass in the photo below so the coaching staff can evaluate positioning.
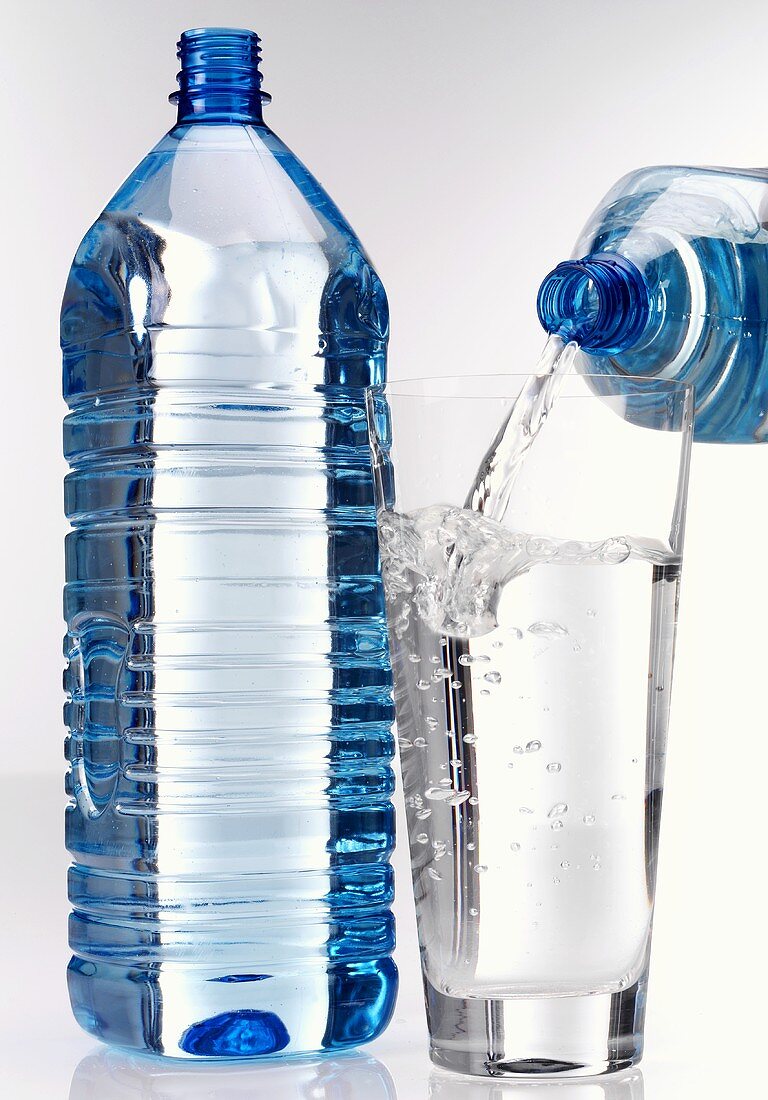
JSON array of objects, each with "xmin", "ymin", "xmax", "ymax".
[{"xmin": 367, "ymin": 372, "xmax": 693, "ymax": 1078}]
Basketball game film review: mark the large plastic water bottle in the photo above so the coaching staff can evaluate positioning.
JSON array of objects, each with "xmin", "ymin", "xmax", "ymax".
[
  {"xmin": 537, "ymin": 164, "xmax": 768, "ymax": 442},
  {"xmin": 61, "ymin": 27, "xmax": 396, "ymax": 1059}
]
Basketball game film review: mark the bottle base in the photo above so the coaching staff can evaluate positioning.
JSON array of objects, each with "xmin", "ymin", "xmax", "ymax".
[
  {"xmin": 424, "ymin": 976, "xmax": 646, "ymax": 1078},
  {"xmin": 68, "ymin": 956, "xmax": 398, "ymax": 1059}
]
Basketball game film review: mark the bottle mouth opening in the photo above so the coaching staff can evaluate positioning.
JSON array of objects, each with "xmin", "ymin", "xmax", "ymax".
[{"xmin": 537, "ymin": 254, "xmax": 651, "ymax": 356}]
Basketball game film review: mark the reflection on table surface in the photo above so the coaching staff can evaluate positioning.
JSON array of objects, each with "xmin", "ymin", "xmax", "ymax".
[
  {"xmin": 429, "ymin": 1068, "xmax": 644, "ymax": 1100},
  {"xmin": 69, "ymin": 1047, "xmax": 398, "ymax": 1100}
]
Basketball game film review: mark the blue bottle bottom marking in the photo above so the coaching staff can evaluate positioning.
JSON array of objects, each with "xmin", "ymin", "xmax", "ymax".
[
  {"xmin": 68, "ymin": 956, "xmax": 398, "ymax": 1057},
  {"xmin": 180, "ymin": 1010, "xmax": 290, "ymax": 1057}
]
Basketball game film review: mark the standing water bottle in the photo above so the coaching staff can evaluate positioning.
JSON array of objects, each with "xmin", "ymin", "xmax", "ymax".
[
  {"xmin": 537, "ymin": 164, "xmax": 768, "ymax": 442},
  {"xmin": 62, "ymin": 28, "xmax": 396, "ymax": 1058}
]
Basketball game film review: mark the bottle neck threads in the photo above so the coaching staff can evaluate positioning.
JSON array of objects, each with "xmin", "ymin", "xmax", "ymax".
[
  {"xmin": 171, "ymin": 27, "xmax": 270, "ymax": 125},
  {"xmin": 537, "ymin": 253, "xmax": 652, "ymax": 356}
]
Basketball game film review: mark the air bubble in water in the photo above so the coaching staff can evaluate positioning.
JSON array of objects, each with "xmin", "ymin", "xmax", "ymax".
[
  {"xmin": 528, "ymin": 621, "xmax": 568, "ymax": 638},
  {"xmin": 546, "ymin": 762, "xmax": 561, "ymax": 773},
  {"xmin": 444, "ymin": 790, "xmax": 470, "ymax": 806},
  {"xmin": 425, "ymin": 786, "xmax": 452, "ymax": 801},
  {"xmin": 526, "ymin": 740, "xmax": 541, "ymax": 753},
  {"xmin": 599, "ymin": 537, "xmax": 631, "ymax": 564}
]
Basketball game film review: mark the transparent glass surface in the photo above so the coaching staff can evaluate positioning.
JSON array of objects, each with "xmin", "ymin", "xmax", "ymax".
[{"xmin": 367, "ymin": 373, "xmax": 692, "ymax": 1077}]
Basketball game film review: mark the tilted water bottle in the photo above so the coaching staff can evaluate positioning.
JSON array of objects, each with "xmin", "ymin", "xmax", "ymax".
[
  {"xmin": 61, "ymin": 27, "xmax": 396, "ymax": 1058},
  {"xmin": 537, "ymin": 164, "xmax": 768, "ymax": 442}
]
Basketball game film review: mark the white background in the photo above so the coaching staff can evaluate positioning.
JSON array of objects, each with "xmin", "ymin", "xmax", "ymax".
[{"xmin": 2, "ymin": 1, "xmax": 767, "ymax": 1097}]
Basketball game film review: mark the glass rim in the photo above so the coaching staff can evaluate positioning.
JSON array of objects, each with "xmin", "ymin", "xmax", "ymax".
[{"xmin": 367, "ymin": 373, "xmax": 694, "ymax": 400}]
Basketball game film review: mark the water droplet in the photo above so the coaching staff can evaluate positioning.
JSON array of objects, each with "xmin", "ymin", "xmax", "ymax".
[
  {"xmin": 444, "ymin": 790, "xmax": 471, "ymax": 807},
  {"xmin": 449, "ymin": 758, "xmax": 462, "ymax": 768},
  {"xmin": 425, "ymin": 786, "xmax": 452, "ymax": 801},
  {"xmin": 528, "ymin": 621, "xmax": 568, "ymax": 638},
  {"xmin": 593, "ymin": 862, "xmax": 601, "ymax": 871},
  {"xmin": 548, "ymin": 803, "xmax": 568, "ymax": 818},
  {"xmin": 469, "ymin": 906, "xmax": 478, "ymax": 916},
  {"xmin": 492, "ymin": 640, "xmax": 503, "ymax": 649},
  {"xmin": 583, "ymin": 814, "xmax": 596, "ymax": 825},
  {"xmin": 560, "ymin": 860, "xmax": 570, "ymax": 869},
  {"xmin": 484, "ymin": 671, "xmax": 502, "ymax": 685},
  {"xmin": 408, "ymin": 654, "xmax": 421, "ymax": 663},
  {"xmin": 553, "ymin": 876, "xmax": 561, "ymax": 885},
  {"xmin": 427, "ymin": 867, "xmax": 441, "ymax": 881},
  {"xmin": 451, "ymin": 680, "xmax": 462, "ymax": 689},
  {"xmin": 655, "ymin": 685, "xmax": 664, "ymax": 693},
  {"xmin": 463, "ymin": 733, "xmax": 477, "ymax": 744},
  {"xmin": 413, "ymin": 737, "xmax": 427, "ymax": 748},
  {"xmin": 513, "ymin": 745, "xmax": 524, "ymax": 755},
  {"xmin": 510, "ymin": 842, "xmax": 521, "ymax": 852},
  {"xmin": 631, "ymin": 757, "xmax": 639, "ymax": 765},
  {"xmin": 432, "ymin": 840, "xmax": 448, "ymax": 859},
  {"xmin": 519, "ymin": 806, "xmax": 534, "ymax": 815},
  {"xmin": 526, "ymin": 740, "xmax": 541, "ymax": 753},
  {"xmin": 467, "ymin": 841, "xmax": 476, "ymax": 851},
  {"xmin": 474, "ymin": 864, "xmax": 488, "ymax": 875},
  {"xmin": 425, "ymin": 716, "xmax": 439, "ymax": 731},
  {"xmin": 458, "ymin": 654, "xmax": 473, "ymax": 666},
  {"xmin": 398, "ymin": 738, "xmax": 412, "ymax": 750},
  {"xmin": 415, "ymin": 808, "xmax": 432, "ymax": 820},
  {"xmin": 440, "ymin": 638, "xmax": 448, "ymax": 647},
  {"xmin": 432, "ymin": 668, "xmax": 451, "ymax": 681},
  {"xmin": 439, "ymin": 763, "xmax": 448, "ymax": 771},
  {"xmin": 416, "ymin": 833, "xmax": 429, "ymax": 845},
  {"xmin": 468, "ymin": 796, "xmax": 479, "ymax": 805},
  {"xmin": 507, "ymin": 627, "xmax": 523, "ymax": 639},
  {"xmin": 480, "ymin": 689, "xmax": 490, "ymax": 696},
  {"xmin": 507, "ymin": 762, "xmax": 515, "ymax": 769},
  {"xmin": 550, "ymin": 820, "xmax": 564, "ymax": 832},
  {"xmin": 599, "ymin": 537, "xmax": 631, "ymax": 565},
  {"xmin": 586, "ymin": 608, "xmax": 597, "ymax": 618},
  {"xmin": 439, "ymin": 777, "xmax": 452, "ymax": 786},
  {"xmin": 416, "ymin": 679, "xmax": 430, "ymax": 691},
  {"xmin": 611, "ymin": 794, "xmax": 626, "ymax": 801},
  {"xmin": 546, "ymin": 762, "xmax": 561, "ymax": 773}
]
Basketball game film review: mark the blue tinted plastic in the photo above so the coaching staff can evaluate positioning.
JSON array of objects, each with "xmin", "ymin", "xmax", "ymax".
[
  {"xmin": 61, "ymin": 27, "xmax": 396, "ymax": 1059},
  {"xmin": 537, "ymin": 165, "xmax": 768, "ymax": 443}
]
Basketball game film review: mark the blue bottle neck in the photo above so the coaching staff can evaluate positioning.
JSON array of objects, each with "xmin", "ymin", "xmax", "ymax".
[
  {"xmin": 537, "ymin": 254, "xmax": 653, "ymax": 356},
  {"xmin": 170, "ymin": 27, "xmax": 269, "ymax": 125}
]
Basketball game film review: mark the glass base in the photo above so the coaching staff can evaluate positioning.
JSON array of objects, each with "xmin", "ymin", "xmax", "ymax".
[{"xmin": 424, "ymin": 977, "xmax": 646, "ymax": 1078}]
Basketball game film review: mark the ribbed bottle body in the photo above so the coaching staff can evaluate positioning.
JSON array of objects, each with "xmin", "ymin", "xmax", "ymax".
[{"xmin": 62, "ymin": 121, "xmax": 396, "ymax": 1057}]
